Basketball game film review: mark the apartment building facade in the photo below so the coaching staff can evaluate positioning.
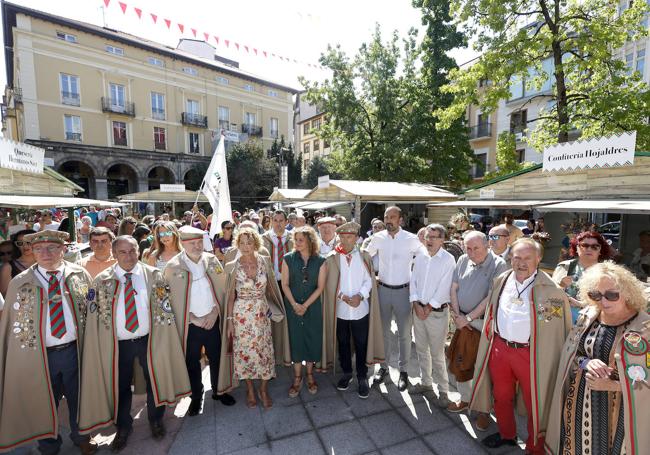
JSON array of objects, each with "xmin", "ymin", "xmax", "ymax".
[
  {"xmin": 466, "ymin": 80, "xmax": 499, "ymax": 180},
  {"xmin": 297, "ymin": 112, "xmax": 330, "ymax": 170},
  {"xmin": 1, "ymin": 2, "xmax": 297, "ymax": 199}
]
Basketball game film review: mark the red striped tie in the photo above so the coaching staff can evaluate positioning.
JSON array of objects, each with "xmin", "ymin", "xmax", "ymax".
[
  {"xmin": 47, "ymin": 271, "xmax": 66, "ymax": 339},
  {"xmin": 123, "ymin": 272, "xmax": 139, "ymax": 333}
]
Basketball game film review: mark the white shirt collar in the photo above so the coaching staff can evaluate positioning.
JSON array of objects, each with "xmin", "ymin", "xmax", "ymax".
[
  {"xmin": 114, "ymin": 262, "xmax": 142, "ymax": 279},
  {"xmin": 510, "ymin": 270, "xmax": 537, "ymax": 287},
  {"xmin": 425, "ymin": 247, "xmax": 445, "ymax": 259},
  {"xmin": 271, "ymin": 230, "xmax": 287, "ymax": 240},
  {"xmin": 37, "ymin": 263, "xmax": 64, "ymax": 276}
]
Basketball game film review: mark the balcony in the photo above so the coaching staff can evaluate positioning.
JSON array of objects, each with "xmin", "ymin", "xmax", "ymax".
[
  {"xmin": 242, "ymin": 124, "xmax": 263, "ymax": 136},
  {"xmin": 181, "ymin": 112, "xmax": 208, "ymax": 128},
  {"xmin": 62, "ymin": 91, "xmax": 80, "ymax": 106},
  {"xmin": 101, "ymin": 97, "xmax": 135, "ymax": 116},
  {"xmin": 468, "ymin": 123, "xmax": 492, "ymax": 140},
  {"xmin": 510, "ymin": 126, "xmax": 527, "ymax": 141},
  {"xmin": 113, "ymin": 136, "xmax": 127, "ymax": 146},
  {"xmin": 154, "ymin": 141, "xmax": 166, "ymax": 150},
  {"xmin": 65, "ymin": 132, "xmax": 82, "ymax": 141}
]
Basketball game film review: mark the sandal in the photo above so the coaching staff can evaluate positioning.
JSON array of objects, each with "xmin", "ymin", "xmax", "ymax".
[
  {"xmin": 288, "ymin": 375, "xmax": 302, "ymax": 398},
  {"xmin": 306, "ymin": 373, "xmax": 318, "ymax": 395},
  {"xmin": 246, "ymin": 390, "xmax": 257, "ymax": 409},
  {"xmin": 259, "ymin": 390, "xmax": 273, "ymax": 409}
]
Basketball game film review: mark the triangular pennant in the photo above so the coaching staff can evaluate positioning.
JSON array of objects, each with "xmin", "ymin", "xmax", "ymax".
[
  {"xmin": 118, "ymin": 1, "xmax": 127, "ymax": 13},
  {"xmin": 263, "ymin": 51, "xmax": 267, "ymax": 57},
  {"xmin": 191, "ymin": 28, "xmax": 197, "ymax": 38},
  {"xmin": 164, "ymin": 19, "xmax": 171, "ymax": 29},
  {"xmin": 178, "ymin": 23, "xmax": 185, "ymax": 33},
  {"xmin": 103, "ymin": 0, "xmax": 110, "ymax": 7},
  {"xmin": 150, "ymin": 13, "xmax": 158, "ymax": 23},
  {"xmin": 253, "ymin": 48, "xmax": 258, "ymax": 55},
  {"xmin": 235, "ymin": 43, "xmax": 240, "ymax": 50},
  {"xmin": 204, "ymin": 32, "xmax": 210, "ymax": 41},
  {"xmin": 271, "ymin": 53, "xmax": 276, "ymax": 58},
  {"xmin": 214, "ymin": 35, "xmax": 220, "ymax": 44},
  {"xmin": 224, "ymin": 39, "xmax": 230, "ymax": 47},
  {"xmin": 133, "ymin": 7, "xmax": 142, "ymax": 19},
  {"xmin": 244, "ymin": 45, "xmax": 249, "ymax": 53}
]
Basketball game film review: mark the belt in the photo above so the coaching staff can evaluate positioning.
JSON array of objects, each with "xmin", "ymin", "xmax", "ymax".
[
  {"xmin": 47, "ymin": 340, "xmax": 76, "ymax": 352},
  {"xmin": 378, "ymin": 281, "xmax": 409, "ymax": 290},
  {"xmin": 497, "ymin": 334, "xmax": 529, "ymax": 349},
  {"xmin": 431, "ymin": 303, "xmax": 449, "ymax": 312},
  {"xmin": 118, "ymin": 334, "xmax": 148, "ymax": 343}
]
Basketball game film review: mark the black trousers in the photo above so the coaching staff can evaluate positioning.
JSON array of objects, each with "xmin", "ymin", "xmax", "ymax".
[
  {"xmin": 116, "ymin": 335, "xmax": 165, "ymax": 430},
  {"xmin": 337, "ymin": 315, "xmax": 370, "ymax": 380},
  {"xmin": 185, "ymin": 322, "xmax": 221, "ymax": 400},
  {"xmin": 38, "ymin": 343, "xmax": 89, "ymax": 455}
]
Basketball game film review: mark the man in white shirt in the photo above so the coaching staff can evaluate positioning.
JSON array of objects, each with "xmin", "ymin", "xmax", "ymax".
[
  {"xmin": 488, "ymin": 225, "xmax": 511, "ymax": 268},
  {"xmin": 33, "ymin": 210, "xmax": 61, "ymax": 232},
  {"xmin": 261, "ymin": 210, "xmax": 294, "ymax": 287},
  {"xmin": 365, "ymin": 206, "xmax": 425, "ymax": 391},
  {"xmin": 408, "ymin": 224, "xmax": 456, "ymax": 406},
  {"xmin": 317, "ymin": 216, "xmax": 337, "ymax": 255}
]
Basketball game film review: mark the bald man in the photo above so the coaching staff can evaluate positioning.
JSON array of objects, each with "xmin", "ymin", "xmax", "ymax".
[{"xmin": 488, "ymin": 225, "xmax": 511, "ymax": 268}]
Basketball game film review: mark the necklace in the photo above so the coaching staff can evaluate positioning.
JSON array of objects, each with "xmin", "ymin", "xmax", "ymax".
[{"xmin": 511, "ymin": 273, "xmax": 536, "ymax": 305}]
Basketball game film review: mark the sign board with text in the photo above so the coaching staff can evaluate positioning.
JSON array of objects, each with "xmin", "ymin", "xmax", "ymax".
[
  {"xmin": 543, "ymin": 131, "xmax": 636, "ymax": 172},
  {"xmin": 0, "ymin": 137, "xmax": 44, "ymax": 174},
  {"xmin": 160, "ymin": 184, "xmax": 186, "ymax": 192}
]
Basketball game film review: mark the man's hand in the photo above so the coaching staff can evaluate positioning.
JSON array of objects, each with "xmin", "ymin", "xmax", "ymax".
[
  {"xmin": 454, "ymin": 314, "xmax": 469, "ymax": 330},
  {"xmin": 203, "ymin": 309, "xmax": 219, "ymax": 330},
  {"xmin": 347, "ymin": 294, "xmax": 362, "ymax": 308},
  {"xmin": 560, "ymin": 276, "xmax": 573, "ymax": 289}
]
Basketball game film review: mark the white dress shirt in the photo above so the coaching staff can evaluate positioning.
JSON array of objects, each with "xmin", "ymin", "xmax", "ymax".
[
  {"xmin": 497, "ymin": 272, "xmax": 536, "ymax": 344},
  {"xmin": 35, "ymin": 265, "xmax": 77, "ymax": 347},
  {"xmin": 270, "ymin": 231, "xmax": 289, "ymax": 281},
  {"xmin": 183, "ymin": 252, "xmax": 215, "ymax": 317},
  {"xmin": 337, "ymin": 251, "xmax": 372, "ymax": 320},
  {"xmin": 409, "ymin": 247, "xmax": 455, "ymax": 308},
  {"xmin": 320, "ymin": 236, "xmax": 336, "ymax": 255},
  {"xmin": 114, "ymin": 263, "xmax": 150, "ymax": 340},
  {"xmin": 365, "ymin": 228, "xmax": 425, "ymax": 286}
]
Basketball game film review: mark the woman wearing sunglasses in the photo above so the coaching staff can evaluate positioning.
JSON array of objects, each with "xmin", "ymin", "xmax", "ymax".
[
  {"xmin": 280, "ymin": 226, "xmax": 327, "ymax": 397},
  {"xmin": 143, "ymin": 221, "xmax": 183, "ymax": 269},
  {"xmin": 0, "ymin": 229, "xmax": 36, "ymax": 296},
  {"xmin": 552, "ymin": 231, "xmax": 614, "ymax": 324},
  {"xmin": 546, "ymin": 262, "xmax": 649, "ymax": 455},
  {"xmin": 213, "ymin": 220, "xmax": 234, "ymax": 262}
]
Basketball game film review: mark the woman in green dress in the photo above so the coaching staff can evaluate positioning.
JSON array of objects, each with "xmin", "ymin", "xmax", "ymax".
[{"xmin": 281, "ymin": 226, "xmax": 327, "ymax": 398}]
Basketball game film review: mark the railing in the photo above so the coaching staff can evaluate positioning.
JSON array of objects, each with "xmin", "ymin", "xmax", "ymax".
[
  {"xmin": 468, "ymin": 123, "xmax": 492, "ymax": 139},
  {"xmin": 181, "ymin": 112, "xmax": 208, "ymax": 128},
  {"xmin": 154, "ymin": 141, "xmax": 166, "ymax": 150},
  {"xmin": 113, "ymin": 136, "xmax": 127, "ymax": 146},
  {"xmin": 61, "ymin": 91, "xmax": 80, "ymax": 106},
  {"xmin": 152, "ymin": 108, "xmax": 165, "ymax": 120},
  {"xmin": 101, "ymin": 97, "xmax": 135, "ymax": 116},
  {"xmin": 65, "ymin": 132, "xmax": 82, "ymax": 141},
  {"xmin": 510, "ymin": 125, "xmax": 527, "ymax": 140},
  {"xmin": 241, "ymin": 124, "xmax": 263, "ymax": 136}
]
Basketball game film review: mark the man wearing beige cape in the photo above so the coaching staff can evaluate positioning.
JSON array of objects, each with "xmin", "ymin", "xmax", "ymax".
[
  {"xmin": 321, "ymin": 222, "xmax": 384, "ymax": 399},
  {"xmin": 164, "ymin": 226, "xmax": 236, "ymax": 416},
  {"xmin": 0, "ymin": 230, "xmax": 97, "ymax": 454},
  {"xmin": 77, "ymin": 236, "xmax": 190, "ymax": 452}
]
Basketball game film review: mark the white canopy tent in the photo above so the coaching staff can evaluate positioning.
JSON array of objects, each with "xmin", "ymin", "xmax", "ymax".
[{"xmin": 0, "ymin": 195, "xmax": 123, "ymax": 209}]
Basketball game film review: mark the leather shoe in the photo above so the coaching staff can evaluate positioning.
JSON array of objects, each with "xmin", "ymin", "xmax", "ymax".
[
  {"xmin": 397, "ymin": 371, "xmax": 409, "ymax": 392},
  {"xmin": 358, "ymin": 378, "xmax": 370, "ymax": 399},
  {"xmin": 187, "ymin": 397, "xmax": 202, "ymax": 416},
  {"xmin": 475, "ymin": 413, "xmax": 491, "ymax": 432},
  {"xmin": 482, "ymin": 432, "xmax": 517, "ymax": 448},
  {"xmin": 372, "ymin": 367, "xmax": 388, "ymax": 385},
  {"xmin": 213, "ymin": 392, "xmax": 236, "ymax": 406},
  {"xmin": 150, "ymin": 420, "xmax": 166, "ymax": 440},
  {"xmin": 79, "ymin": 440, "xmax": 98, "ymax": 455},
  {"xmin": 336, "ymin": 374, "xmax": 353, "ymax": 391},
  {"xmin": 446, "ymin": 401, "xmax": 469, "ymax": 413},
  {"xmin": 110, "ymin": 428, "xmax": 132, "ymax": 452}
]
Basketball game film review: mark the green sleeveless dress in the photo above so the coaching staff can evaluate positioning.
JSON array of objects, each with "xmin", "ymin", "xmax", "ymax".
[{"xmin": 283, "ymin": 251, "xmax": 326, "ymax": 362}]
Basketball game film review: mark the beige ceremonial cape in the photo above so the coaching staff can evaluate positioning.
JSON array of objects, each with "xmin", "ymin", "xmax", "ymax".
[
  {"xmin": 470, "ymin": 270, "xmax": 572, "ymax": 445},
  {"xmin": 320, "ymin": 250, "xmax": 384, "ymax": 372},
  {"xmin": 545, "ymin": 308, "xmax": 650, "ymax": 455},
  {"xmin": 216, "ymin": 255, "xmax": 291, "ymax": 394},
  {"xmin": 78, "ymin": 263, "xmax": 190, "ymax": 434},
  {"xmin": 0, "ymin": 262, "xmax": 92, "ymax": 452}
]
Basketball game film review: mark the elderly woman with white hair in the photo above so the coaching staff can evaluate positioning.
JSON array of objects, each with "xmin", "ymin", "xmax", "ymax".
[{"xmin": 546, "ymin": 262, "xmax": 650, "ymax": 455}]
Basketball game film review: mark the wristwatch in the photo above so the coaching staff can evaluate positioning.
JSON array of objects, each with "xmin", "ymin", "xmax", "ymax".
[{"xmin": 465, "ymin": 314, "xmax": 473, "ymax": 323}]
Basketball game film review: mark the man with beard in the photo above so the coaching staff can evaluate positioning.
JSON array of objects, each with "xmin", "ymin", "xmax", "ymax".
[{"xmin": 262, "ymin": 211, "xmax": 294, "ymax": 289}]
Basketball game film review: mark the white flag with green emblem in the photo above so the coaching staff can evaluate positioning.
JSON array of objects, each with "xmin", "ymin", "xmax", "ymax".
[{"xmin": 202, "ymin": 134, "xmax": 232, "ymax": 238}]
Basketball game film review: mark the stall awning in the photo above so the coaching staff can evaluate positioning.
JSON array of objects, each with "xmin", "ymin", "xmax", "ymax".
[
  {"xmin": 117, "ymin": 189, "xmax": 209, "ymax": 203},
  {"xmin": 285, "ymin": 201, "xmax": 350, "ymax": 210},
  {"xmin": 536, "ymin": 199, "xmax": 650, "ymax": 215},
  {"xmin": 428, "ymin": 200, "xmax": 568, "ymax": 209},
  {"xmin": 0, "ymin": 195, "xmax": 123, "ymax": 209}
]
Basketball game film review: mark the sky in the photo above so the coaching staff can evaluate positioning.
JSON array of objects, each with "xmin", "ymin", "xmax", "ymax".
[{"xmin": 0, "ymin": 0, "xmax": 479, "ymax": 90}]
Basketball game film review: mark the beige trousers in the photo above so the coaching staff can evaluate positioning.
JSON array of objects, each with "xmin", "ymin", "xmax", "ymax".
[{"xmin": 412, "ymin": 307, "xmax": 450, "ymax": 394}]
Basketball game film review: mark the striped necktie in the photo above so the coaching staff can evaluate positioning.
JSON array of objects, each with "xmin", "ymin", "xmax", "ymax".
[
  {"xmin": 277, "ymin": 237, "xmax": 285, "ymax": 269},
  {"xmin": 124, "ymin": 272, "xmax": 139, "ymax": 333},
  {"xmin": 47, "ymin": 271, "xmax": 66, "ymax": 339}
]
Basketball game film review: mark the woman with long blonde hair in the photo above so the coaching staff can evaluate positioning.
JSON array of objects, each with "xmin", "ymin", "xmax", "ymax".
[{"xmin": 143, "ymin": 221, "xmax": 183, "ymax": 269}]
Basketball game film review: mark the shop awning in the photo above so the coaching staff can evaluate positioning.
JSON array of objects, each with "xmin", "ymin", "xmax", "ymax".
[
  {"xmin": 285, "ymin": 201, "xmax": 350, "ymax": 210},
  {"xmin": 117, "ymin": 189, "xmax": 209, "ymax": 203},
  {"xmin": 536, "ymin": 199, "xmax": 650, "ymax": 215},
  {"xmin": 429, "ymin": 200, "xmax": 568, "ymax": 209},
  {"xmin": 0, "ymin": 195, "xmax": 123, "ymax": 209}
]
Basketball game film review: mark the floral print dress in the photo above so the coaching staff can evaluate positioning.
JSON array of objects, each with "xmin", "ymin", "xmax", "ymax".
[{"xmin": 233, "ymin": 256, "xmax": 275, "ymax": 380}]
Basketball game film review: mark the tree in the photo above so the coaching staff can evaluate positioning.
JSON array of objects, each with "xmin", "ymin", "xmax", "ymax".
[
  {"xmin": 268, "ymin": 136, "xmax": 302, "ymax": 188},
  {"xmin": 437, "ymin": 0, "xmax": 650, "ymax": 151},
  {"xmin": 483, "ymin": 131, "xmax": 535, "ymax": 179},
  {"xmin": 183, "ymin": 163, "xmax": 208, "ymax": 191},
  {"xmin": 227, "ymin": 141, "xmax": 277, "ymax": 211},
  {"xmin": 302, "ymin": 156, "xmax": 341, "ymax": 189}
]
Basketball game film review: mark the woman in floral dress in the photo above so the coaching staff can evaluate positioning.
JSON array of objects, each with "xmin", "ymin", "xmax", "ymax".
[{"xmin": 224, "ymin": 227, "xmax": 286, "ymax": 409}]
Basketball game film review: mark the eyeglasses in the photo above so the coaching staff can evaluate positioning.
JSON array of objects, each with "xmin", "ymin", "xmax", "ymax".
[
  {"xmin": 158, "ymin": 231, "xmax": 174, "ymax": 238},
  {"xmin": 488, "ymin": 234, "xmax": 506, "ymax": 240},
  {"xmin": 302, "ymin": 265, "xmax": 309, "ymax": 283},
  {"xmin": 32, "ymin": 245, "xmax": 62, "ymax": 254},
  {"xmin": 579, "ymin": 243, "xmax": 601, "ymax": 251},
  {"xmin": 427, "ymin": 235, "xmax": 443, "ymax": 240},
  {"xmin": 587, "ymin": 290, "xmax": 620, "ymax": 302},
  {"xmin": 14, "ymin": 240, "xmax": 28, "ymax": 247}
]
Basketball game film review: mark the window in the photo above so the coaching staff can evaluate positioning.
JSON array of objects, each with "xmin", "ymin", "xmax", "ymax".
[
  {"xmin": 64, "ymin": 115, "xmax": 81, "ymax": 141},
  {"xmin": 509, "ymin": 75, "xmax": 524, "ymax": 100},
  {"xmin": 245, "ymin": 112, "xmax": 256, "ymax": 126},
  {"xmin": 324, "ymin": 139, "xmax": 330, "ymax": 149},
  {"xmin": 303, "ymin": 123, "xmax": 309, "ymax": 135},
  {"xmin": 218, "ymin": 106, "xmax": 230, "ymax": 130},
  {"xmin": 154, "ymin": 127, "xmax": 166, "ymax": 150},
  {"xmin": 636, "ymin": 49, "xmax": 646, "ymax": 77},
  {"xmin": 517, "ymin": 149, "xmax": 526, "ymax": 163},
  {"xmin": 304, "ymin": 159, "xmax": 310, "ymax": 169},
  {"xmin": 268, "ymin": 89, "xmax": 278, "ymax": 97},
  {"xmin": 303, "ymin": 142, "xmax": 310, "ymax": 154},
  {"xmin": 106, "ymin": 45, "xmax": 124, "ymax": 56},
  {"xmin": 243, "ymin": 84, "xmax": 255, "ymax": 92},
  {"xmin": 510, "ymin": 110, "xmax": 527, "ymax": 134},
  {"xmin": 147, "ymin": 56, "xmax": 164, "ymax": 67},
  {"xmin": 270, "ymin": 117, "xmax": 279, "ymax": 138},
  {"xmin": 189, "ymin": 132, "xmax": 200, "ymax": 154},
  {"xmin": 474, "ymin": 153, "xmax": 487, "ymax": 178},
  {"xmin": 112, "ymin": 121, "xmax": 127, "ymax": 146},
  {"xmin": 182, "ymin": 67, "xmax": 198, "ymax": 76},
  {"xmin": 313, "ymin": 140, "xmax": 320, "ymax": 151},
  {"xmin": 60, "ymin": 74, "xmax": 80, "ymax": 106},
  {"xmin": 151, "ymin": 92, "xmax": 165, "ymax": 120},
  {"xmin": 216, "ymin": 76, "xmax": 229, "ymax": 85},
  {"xmin": 626, "ymin": 53, "xmax": 634, "ymax": 74},
  {"xmin": 56, "ymin": 32, "xmax": 77, "ymax": 43},
  {"xmin": 312, "ymin": 119, "xmax": 321, "ymax": 130},
  {"xmin": 109, "ymin": 83, "xmax": 126, "ymax": 110},
  {"xmin": 186, "ymin": 99, "xmax": 199, "ymax": 115}
]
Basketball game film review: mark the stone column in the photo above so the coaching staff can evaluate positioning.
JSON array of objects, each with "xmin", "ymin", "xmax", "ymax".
[
  {"xmin": 138, "ymin": 177, "xmax": 149, "ymax": 192},
  {"xmin": 95, "ymin": 178, "xmax": 108, "ymax": 200}
]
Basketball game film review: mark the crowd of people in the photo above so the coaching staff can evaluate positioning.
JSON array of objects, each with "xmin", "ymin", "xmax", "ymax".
[{"xmin": 0, "ymin": 204, "xmax": 648, "ymax": 455}]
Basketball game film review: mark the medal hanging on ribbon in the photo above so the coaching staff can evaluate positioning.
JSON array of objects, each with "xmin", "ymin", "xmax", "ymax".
[
  {"xmin": 512, "ymin": 274, "xmax": 535, "ymax": 306},
  {"xmin": 623, "ymin": 332, "xmax": 648, "ymax": 355}
]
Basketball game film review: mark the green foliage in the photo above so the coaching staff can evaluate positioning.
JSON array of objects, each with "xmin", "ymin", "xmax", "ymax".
[
  {"xmin": 226, "ymin": 141, "xmax": 277, "ymax": 211},
  {"xmin": 184, "ymin": 163, "xmax": 208, "ymax": 191},
  {"xmin": 300, "ymin": 1, "xmax": 474, "ymax": 189},
  {"xmin": 437, "ymin": 0, "xmax": 650, "ymax": 150},
  {"xmin": 483, "ymin": 132, "xmax": 534, "ymax": 179},
  {"xmin": 302, "ymin": 156, "xmax": 341, "ymax": 189}
]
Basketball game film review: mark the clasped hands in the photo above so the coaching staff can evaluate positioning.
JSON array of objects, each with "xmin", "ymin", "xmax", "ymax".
[
  {"xmin": 584, "ymin": 358, "xmax": 621, "ymax": 392},
  {"xmin": 412, "ymin": 301, "xmax": 431, "ymax": 320},
  {"xmin": 189, "ymin": 309, "xmax": 218, "ymax": 331}
]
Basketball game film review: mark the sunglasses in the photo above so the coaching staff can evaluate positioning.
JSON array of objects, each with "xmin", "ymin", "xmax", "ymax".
[
  {"xmin": 587, "ymin": 290, "xmax": 620, "ymax": 302},
  {"xmin": 14, "ymin": 240, "xmax": 28, "ymax": 247},
  {"xmin": 158, "ymin": 231, "xmax": 174, "ymax": 238},
  {"xmin": 488, "ymin": 234, "xmax": 506, "ymax": 240},
  {"xmin": 579, "ymin": 243, "xmax": 601, "ymax": 251},
  {"xmin": 302, "ymin": 265, "xmax": 309, "ymax": 283}
]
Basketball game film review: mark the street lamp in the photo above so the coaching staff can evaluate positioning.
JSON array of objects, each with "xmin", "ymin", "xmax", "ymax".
[{"xmin": 279, "ymin": 147, "xmax": 290, "ymax": 189}]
